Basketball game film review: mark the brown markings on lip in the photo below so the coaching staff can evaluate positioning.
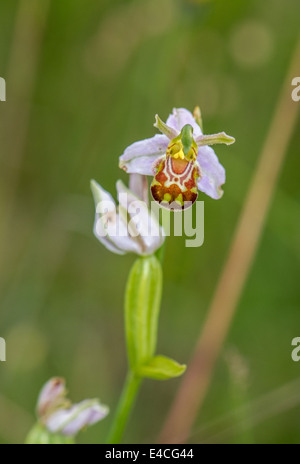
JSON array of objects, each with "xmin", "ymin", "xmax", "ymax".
[
  {"xmin": 155, "ymin": 163, "xmax": 168, "ymax": 184},
  {"xmin": 171, "ymin": 157, "xmax": 189, "ymax": 175},
  {"xmin": 151, "ymin": 156, "xmax": 200, "ymax": 210},
  {"xmin": 151, "ymin": 182, "xmax": 198, "ymax": 210}
]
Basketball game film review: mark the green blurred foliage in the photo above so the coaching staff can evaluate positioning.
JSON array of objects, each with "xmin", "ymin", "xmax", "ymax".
[{"xmin": 0, "ymin": 0, "xmax": 299, "ymax": 444}]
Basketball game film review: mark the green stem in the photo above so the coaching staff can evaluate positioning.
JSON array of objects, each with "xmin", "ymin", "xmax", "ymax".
[{"xmin": 106, "ymin": 371, "xmax": 141, "ymax": 444}]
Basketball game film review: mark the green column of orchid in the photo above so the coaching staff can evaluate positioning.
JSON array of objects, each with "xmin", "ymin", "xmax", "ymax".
[{"xmin": 107, "ymin": 255, "xmax": 186, "ymax": 444}]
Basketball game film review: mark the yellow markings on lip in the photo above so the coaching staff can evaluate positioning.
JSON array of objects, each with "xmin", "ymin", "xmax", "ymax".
[
  {"xmin": 163, "ymin": 193, "xmax": 172, "ymax": 202},
  {"xmin": 168, "ymin": 144, "xmax": 197, "ymax": 163},
  {"xmin": 173, "ymin": 148, "xmax": 185, "ymax": 160},
  {"xmin": 175, "ymin": 193, "xmax": 184, "ymax": 205},
  {"xmin": 187, "ymin": 146, "xmax": 198, "ymax": 162}
]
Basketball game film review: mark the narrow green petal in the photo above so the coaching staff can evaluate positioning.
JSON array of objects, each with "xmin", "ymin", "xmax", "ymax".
[
  {"xmin": 154, "ymin": 114, "xmax": 179, "ymax": 140},
  {"xmin": 196, "ymin": 132, "xmax": 236, "ymax": 147},
  {"xmin": 193, "ymin": 106, "xmax": 204, "ymax": 132}
]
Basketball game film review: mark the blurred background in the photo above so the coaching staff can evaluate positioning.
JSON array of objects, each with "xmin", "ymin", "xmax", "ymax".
[{"xmin": 0, "ymin": 0, "xmax": 299, "ymax": 444}]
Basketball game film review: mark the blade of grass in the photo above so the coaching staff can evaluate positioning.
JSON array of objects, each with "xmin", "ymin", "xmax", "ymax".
[{"xmin": 192, "ymin": 377, "xmax": 300, "ymax": 444}]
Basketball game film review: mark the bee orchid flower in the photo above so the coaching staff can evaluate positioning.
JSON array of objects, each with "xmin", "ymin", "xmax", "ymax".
[
  {"xmin": 91, "ymin": 178, "xmax": 165, "ymax": 256},
  {"xmin": 35, "ymin": 378, "xmax": 109, "ymax": 438},
  {"xmin": 119, "ymin": 107, "xmax": 235, "ymax": 210}
]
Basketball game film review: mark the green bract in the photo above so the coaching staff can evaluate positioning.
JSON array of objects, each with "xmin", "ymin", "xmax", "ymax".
[
  {"xmin": 125, "ymin": 256, "xmax": 185, "ymax": 380},
  {"xmin": 25, "ymin": 424, "xmax": 75, "ymax": 445},
  {"xmin": 138, "ymin": 356, "xmax": 186, "ymax": 381}
]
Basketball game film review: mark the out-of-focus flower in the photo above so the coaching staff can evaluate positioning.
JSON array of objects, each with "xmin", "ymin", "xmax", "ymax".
[
  {"xmin": 119, "ymin": 107, "xmax": 235, "ymax": 209},
  {"xmin": 91, "ymin": 178, "xmax": 165, "ymax": 256},
  {"xmin": 45, "ymin": 399, "xmax": 108, "ymax": 436},
  {"xmin": 37, "ymin": 377, "xmax": 68, "ymax": 418},
  {"xmin": 37, "ymin": 378, "xmax": 109, "ymax": 437}
]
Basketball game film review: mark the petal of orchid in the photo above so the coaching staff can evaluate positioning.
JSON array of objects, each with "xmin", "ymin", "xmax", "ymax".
[
  {"xmin": 37, "ymin": 378, "xmax": 66, "ymax": 418},
  {"xmin": 154, "ymin": 115, "xmax": 179, "ymax": 140},
  {"xmin": 193, "ymin": 106, "xmax": 203, "ymax": 132},
  {"xmin": 46, "ymin": 400, "xmax": 109, "ymax": 436},
  {"xmin": 195, "ymin": 132, "xmax": 235, "ymax": 147},
  {"xmin": 91, "ymin": 180, "xmax": 126, "ymax": 255},
  {"xmin": 91, "ymin": 180, "xmax": 159, "ymax": 255},
  {"xmin": 91, "ymin": 180, "xmax": 141, "ymax": 254},
  {"xmin": 119, "ymin": 134, "xmax": 169, "ymax": 175},
  {"xmin": 166, "ymin": 108, "xmax": 203, "ymax": 138},
  {"xmin": 109, "ymin": 207, "xmax": 142, "ymax": 255},
  {"xmin": 117, "ymin": 180, "xmax": 165, "ymax": 256},
  {"xmin": 196, "ymin": 145, "xmax": 226, "ymax": 200},
  {"xmin": 129, "ymin": 174, "xmax": 149, "ymax": 205}
]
